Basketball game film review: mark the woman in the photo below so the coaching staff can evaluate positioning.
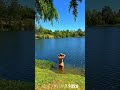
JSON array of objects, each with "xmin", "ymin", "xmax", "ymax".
[{"xmin": 58, "ymin": 53, "xmax": 66, "ymax": 72}]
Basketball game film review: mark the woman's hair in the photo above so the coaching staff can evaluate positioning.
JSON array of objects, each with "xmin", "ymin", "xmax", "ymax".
[{"xmin": 58, "ymin": 53, "xmax": 65, "ymax": 56}]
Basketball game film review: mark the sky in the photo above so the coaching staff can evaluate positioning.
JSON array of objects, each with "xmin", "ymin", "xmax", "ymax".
[
  {"xmin": 35, "ymin": 0, "xmax": 85, "ymax": 32},
  {"xmin": 86, "ymin": 0, "xmax": 120, "ymax": 11},
  {"xmin": 18, "ymin": 0, "xmax": 34, "ymax": 8},
  {"xmin": 5, "ymin": 0, "xmax": 34, "ymax": 8}
]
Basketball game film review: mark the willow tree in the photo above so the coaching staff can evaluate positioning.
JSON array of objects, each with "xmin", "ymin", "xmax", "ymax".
[
  {"xmin": 35, "ymin": 0, "xmax": 82, "ymax": 24},
  {"xmin": 35, "ymin": 0, "xmax": 59, "ymax": 25},
  {"xmin": 69, "ymin": 0, "xmax": 82, "ymax": 21}
]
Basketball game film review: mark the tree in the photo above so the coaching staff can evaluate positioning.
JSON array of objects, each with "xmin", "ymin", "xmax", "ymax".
[
  {"xmin": 35, "ymin": 25, "xmax": 85, "ymax": 39},
  {"xmin": 35, "ymin": 0, "xmax": 59, "ymax": 25},
  {"xmin": 102, "ymin": 6, "xmax": 113, "ymax": 24},
  {"xmin": 9, "ymin": 0, "xmax": 19, "ymax": 19},
  {"xmin": 0, "ymin": 0, "xmax": 6, "ymax": 29},
  {"xmin": 35, "ymin": 0, "xmax": 82, "ymax": 24},
  {"xmin": 96, "ymin": 11, "xmax": 103, "ymax": 25},
  {"xmin": 69, "ymin": 0, "xmax": 82, "ymax": 21},
  {"xmin": 0, "ymin": 0, "xmax": 6, "ymax": 17},
  {"xmin": 86, "ymin": 6, "xmax": 120, "ymax": 25},
  {"xmin": 86, "ymin": 10, "xmax": 92, "ymax": 25}
]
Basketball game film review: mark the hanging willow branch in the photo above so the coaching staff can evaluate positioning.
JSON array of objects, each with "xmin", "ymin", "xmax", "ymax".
[
  {"xmin": 35, "ymin": 0, "xmax": 59, "ymax": 25},
  {"xmin": 35, "ymin": 0, "xmax": 82, "ymax": 24},
  {"xmin": 69, "ymin": 0, "xmax": 82, "ymax": 21}
]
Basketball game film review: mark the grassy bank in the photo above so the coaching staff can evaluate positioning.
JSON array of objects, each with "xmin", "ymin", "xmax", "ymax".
[
  {"xmin": 35, "ymin": 60, "xmax": 85, "ymax": 90},
  {"xmin": 0, "ymin": 79, "xmax": 34, "ymax": 90}
]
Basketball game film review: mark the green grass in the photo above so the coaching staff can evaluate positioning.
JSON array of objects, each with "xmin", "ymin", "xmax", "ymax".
[
  {"xmin": 0, "ymin": 79, "xmax": 34, "ymax": 90},
  {"xmin": 35, "ymin": 60, "xmax": 55, "ymax": 69},
  {"xmin": 35, "ymin": 60, "xmax": 85, "ymax": 90}
]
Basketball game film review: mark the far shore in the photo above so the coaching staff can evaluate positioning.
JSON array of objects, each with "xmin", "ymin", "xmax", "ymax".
[{"xmin": 35, "ymin": 34, "xmax": 85, "ymax": 39}]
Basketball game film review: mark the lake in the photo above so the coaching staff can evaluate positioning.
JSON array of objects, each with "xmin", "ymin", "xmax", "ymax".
[
  {"xmin": 86, "ymin": 26, "xmax": 120, "ymax": 89},
  {"xmin": 0, "ymin": 32, "xmax": 34, "ymax": 82},
  {"xmin": 35, "ymin": 37, "xmax": 85, "ymax": 69}
]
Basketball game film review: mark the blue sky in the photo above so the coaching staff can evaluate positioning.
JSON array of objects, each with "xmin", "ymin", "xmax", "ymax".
[{"xmin": 35, "ymin": 0, "xmax": 85, "ymax": 31}]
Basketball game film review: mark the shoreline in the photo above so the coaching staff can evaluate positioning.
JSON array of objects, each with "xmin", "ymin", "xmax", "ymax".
[
  {"xmin": 35, "ymin": 36, "xmax": 85, "ymax": 40},
  {"xmin": 35, "ymin": 59, "xmax": 85, "ymax": 75},
  {"xmin": 35, "ymin": 60, "xmax": 85, "ymax": 90}
]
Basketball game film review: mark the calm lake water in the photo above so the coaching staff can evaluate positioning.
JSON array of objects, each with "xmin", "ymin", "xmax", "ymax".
[
  {"xmin": 35, "ymin": 37, "xmax": 85, "ymax": 69},
  {"xmin": 86, "ymin": 26, "xmax": 120, "ymax": 89},
  {"xmin": 0, "ymin": 32, "xmax": 34, "ymax": 82}
]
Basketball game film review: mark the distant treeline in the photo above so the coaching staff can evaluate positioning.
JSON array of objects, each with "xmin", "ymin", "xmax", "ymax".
[
  {"xmin": 86, "ymin": 6, "xmax": 120, "ymax": 26},
  {"xmin": 35, "ymin": 26, "xmax": 85, "ymax": 39},
  {"xmin": 0, "ymin": 0, "xmax": 34, "ymax": 31}
]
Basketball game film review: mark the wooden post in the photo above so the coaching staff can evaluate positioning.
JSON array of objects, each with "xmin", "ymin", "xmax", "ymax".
[{"xmin": 58, "ymin": 53, "xmax": 65, "ymax": 73}]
